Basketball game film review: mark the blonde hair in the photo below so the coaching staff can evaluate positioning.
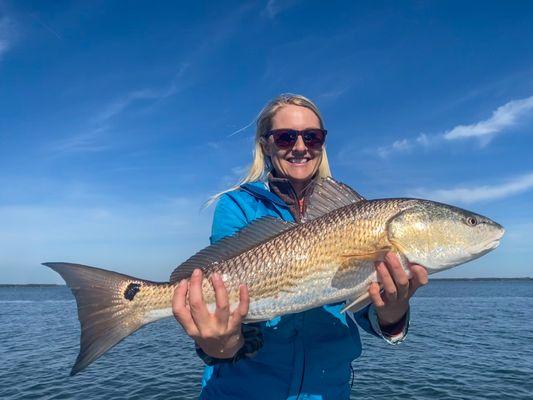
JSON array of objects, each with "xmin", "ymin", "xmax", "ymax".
[{"xmin": 207, "ymin": 93, "xmax": 332, "ymax": 205}]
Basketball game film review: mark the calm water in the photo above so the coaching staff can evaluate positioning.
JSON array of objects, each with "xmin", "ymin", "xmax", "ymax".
[{"xmin": 1, "ymin": 281, "xmax": 532, "ymax": 399}]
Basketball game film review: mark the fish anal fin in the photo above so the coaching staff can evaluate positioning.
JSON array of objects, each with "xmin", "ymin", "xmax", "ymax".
[{"xmin": 341, "ymin": 292, "xmax": 372, "ymax": 313}]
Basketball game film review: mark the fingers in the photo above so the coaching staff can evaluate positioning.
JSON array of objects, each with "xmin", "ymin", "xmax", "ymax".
[
  {"xmin": 368, "ymin": 282, "xmax": 385, "ymax": 308},
  {"xmin": 376, "ymin": 260, "xmax": 398, "ymax": 302},
  {"xmin": 384, "ymin": 252, "xmax": 410, "ymax": 299},
  {"xmin": 229, "ymin": 285, "xmax": 249, "ymax": 330},
  {"xmin": 237, "ymin": 284, "xmax": 250, "ymax": 318},
  {"xmin": 408, "ymin": 264, "xmax": 428, "ymax": 296},
  {"xmin": 211, "ymin": 273, "xmax": 230, "ymax": 326},
  {"xmin": 188, "ymin": 269, "xmax": 210, "ymax": 326},
  {"xmin": 172, "ymin": 279, "xmax": 199, "ymax": 338}
]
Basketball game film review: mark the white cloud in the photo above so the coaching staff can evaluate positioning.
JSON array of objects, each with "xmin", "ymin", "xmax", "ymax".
[
  {"xmin": 48, "ymin": 126, "xmax": 111, "ymax": 154},
  {"xmin": 377, "ymin": 138, "xmax": 411, "ymax": 158},
  {"xmin": 96, "ymin": 63, "xmax": 190, "ymax": 123},
  {"xmin": 443, "ymin": 95, "xmax": 533, "ymax": 143},
  {"xmin": 317, "ymin": 86, "xmax": 350, "ymax": 102},
  {"xmin": 377, "ymin": 134, "xmax": 433, "ymax": 158},
  {"xmin": 264, "ymin": 0, "xmax": 302, "ymax": 19},
  {"xmin": 0, "ymin": 12, "xmax": 15, "ymax": 60},
  {"xmin": 411, "ymin": 172, "xmax": 533, "ymax": 204},
  {"xmin": 375, "ymin": 95, "xmax": 533, "ymax": 157},
  {"xmin": 221, "ymin": 164, "xmax": 250, "ymax": 188}
]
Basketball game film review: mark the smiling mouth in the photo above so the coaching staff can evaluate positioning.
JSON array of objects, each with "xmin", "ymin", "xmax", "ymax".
[{"xmin": 287, "ymin": 158, "xmax": 310, "ymax": 164}]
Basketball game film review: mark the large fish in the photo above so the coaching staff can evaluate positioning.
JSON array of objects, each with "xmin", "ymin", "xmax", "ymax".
[{"xmin": 44, "ymin": 178, "xmax": 504, "ymax": 375}]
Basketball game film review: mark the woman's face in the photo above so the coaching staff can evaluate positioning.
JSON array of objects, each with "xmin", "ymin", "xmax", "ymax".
[{"xmin": 263, "ymin": 104, "xmax": 323, "ymax": 187}]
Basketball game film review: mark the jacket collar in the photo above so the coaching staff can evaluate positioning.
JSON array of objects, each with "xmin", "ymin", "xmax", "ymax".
[
  {"xmin": 241, "ymin": 173, "xmax": 317, "ymax": 222},
  {"xmin": 240, "ymin": 180, "xmax": 288, "ymax": 207}
]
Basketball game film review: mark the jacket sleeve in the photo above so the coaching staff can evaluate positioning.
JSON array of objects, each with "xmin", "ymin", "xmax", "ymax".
[
  {"xmin": 350, "ymin": 305, "xmax": 410, "ymax": 345},
  {"xmin": 209, "ymin": 193, "xmax": 249, "ymax": 244}
]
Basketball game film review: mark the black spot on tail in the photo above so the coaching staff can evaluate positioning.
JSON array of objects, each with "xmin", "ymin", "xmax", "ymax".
[{"xmin": 124, "ymin": 283, "xmax": 141, "ymax": 301}]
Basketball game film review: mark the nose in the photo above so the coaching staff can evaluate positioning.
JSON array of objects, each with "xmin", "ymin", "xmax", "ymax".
[{"xmin": 292, "ymin": 134, "xmax": 307, "ymax": 153}]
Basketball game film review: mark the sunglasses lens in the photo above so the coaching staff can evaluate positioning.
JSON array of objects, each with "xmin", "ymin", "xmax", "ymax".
[
  {"xmin": 273, "ymin": 130, "xmax": 297, "ymax": 149},
  {"xmin": 303, "ymin": 129, "xmax": 325, "ymax": 149}
]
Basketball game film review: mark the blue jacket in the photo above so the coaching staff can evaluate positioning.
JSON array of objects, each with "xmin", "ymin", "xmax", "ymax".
[{"xmin": 199, "ymin": 181, "xmax": 408, "ymax": 400}]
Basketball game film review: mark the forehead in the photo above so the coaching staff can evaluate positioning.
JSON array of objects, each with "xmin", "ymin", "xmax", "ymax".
[{"xmin": 271, "ymin": 104, "xmax": 320, "ymax": 129}]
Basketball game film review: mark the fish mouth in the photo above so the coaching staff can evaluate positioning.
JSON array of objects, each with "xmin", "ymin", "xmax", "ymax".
[
  {"xmin": 472, "ymin": 230, "xmax": 504, "ymax": 255},
  {"xmin": 485, "ymin": 240, "xmax": 501, "ymax": 250}
]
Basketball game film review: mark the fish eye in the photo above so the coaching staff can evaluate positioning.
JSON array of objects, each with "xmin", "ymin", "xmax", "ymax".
[{"xmin": 465, "ymin": 216, "xmax": 478, "ymax": 226}]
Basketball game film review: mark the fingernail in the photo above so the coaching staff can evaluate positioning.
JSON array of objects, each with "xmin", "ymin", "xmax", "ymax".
[
  {"xmin": 212, "ymin": 272, "xmax": 219, "ymax": 281},
  {"xmin": 193, "ymin": 269, "xmax": 200, "ymax": 277}
]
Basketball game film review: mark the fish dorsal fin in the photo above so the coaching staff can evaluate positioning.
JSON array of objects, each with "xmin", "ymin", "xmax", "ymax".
[
  {"xmin": 303, "ymin": 177, "xmax": 365, "ymax": 222},
  {"xmin": 169, "ymin": 217, "xmax": 296, "ymax": 283}
]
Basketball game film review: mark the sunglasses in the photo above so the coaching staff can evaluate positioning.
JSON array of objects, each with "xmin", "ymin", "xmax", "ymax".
[{"xmin": 263, "ymin": 128, "xmax": 327, "ymax": 150}]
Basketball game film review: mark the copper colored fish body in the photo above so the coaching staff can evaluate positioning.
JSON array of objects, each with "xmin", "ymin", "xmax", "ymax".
[{"xmin": 44, "ymin": 178, "xmax": 504, "ymax": 375}]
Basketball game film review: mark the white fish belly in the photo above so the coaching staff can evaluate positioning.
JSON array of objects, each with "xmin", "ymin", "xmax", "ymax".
[{"xmin": 244, "ymin": 261, "xmax": 377, "ymax": 322}]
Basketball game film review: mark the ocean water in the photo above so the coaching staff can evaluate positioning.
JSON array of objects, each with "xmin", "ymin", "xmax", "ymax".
[{"xmin": 1, "ymin": 281, "xmax": 532, "ymax": 400}]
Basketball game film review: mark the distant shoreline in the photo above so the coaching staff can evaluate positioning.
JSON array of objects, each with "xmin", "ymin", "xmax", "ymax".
[
  {"xmin": 1, "ymin": 277, "xmax": 532, "ymax": 287},
  {"xmin": 0, "ymin": 284, "xmax": 64, "ymax": 287}
]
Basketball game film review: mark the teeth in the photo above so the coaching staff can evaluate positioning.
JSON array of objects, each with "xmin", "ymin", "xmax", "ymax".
[{"xmin": 289, "ymin": 158, "xmax": 308, "ymax": 164}]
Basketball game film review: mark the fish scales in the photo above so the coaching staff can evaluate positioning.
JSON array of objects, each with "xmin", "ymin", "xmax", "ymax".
[{"xmin": 197, "ymin": 199, "xmax": 415, "ymax": 320}]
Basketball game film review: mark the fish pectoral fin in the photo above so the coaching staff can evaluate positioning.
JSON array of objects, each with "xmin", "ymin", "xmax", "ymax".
[{"xmin": 341, "ymin": 292, "xmax": 372, "ymax": 313}]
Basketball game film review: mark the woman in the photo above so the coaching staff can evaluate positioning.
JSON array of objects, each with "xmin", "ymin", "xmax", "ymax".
[{"xmin": 172, "ymin": 94, "xmax": 428, "ymax": 399}]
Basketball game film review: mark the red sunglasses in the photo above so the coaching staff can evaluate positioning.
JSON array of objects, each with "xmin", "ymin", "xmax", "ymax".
[{"xmin": 263, "ymin": 128, "xmax": 327, "ymax": 150}]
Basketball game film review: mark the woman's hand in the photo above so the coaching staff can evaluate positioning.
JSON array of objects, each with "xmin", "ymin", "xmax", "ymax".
[
  {"xmin": 369, "ymin": 252, "xmax": 428, "ymax": 327},
  {"xmin": 172, "ymin": 268, "xmax": 250, "ymax": 359}
]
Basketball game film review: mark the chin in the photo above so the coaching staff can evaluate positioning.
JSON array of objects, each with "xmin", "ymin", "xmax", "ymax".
[{"xmin": 282, "ymin": 161, "xmax": 319, "ymax": 182}]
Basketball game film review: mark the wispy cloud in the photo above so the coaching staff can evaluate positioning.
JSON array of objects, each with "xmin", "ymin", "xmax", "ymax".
[
  {"xmin": 30, "ymin": 13, "xmax": 62, "ymax": 41},
  {"xmin": 377, "ymin": 134, "xmax": 432, "ymax": 158},
  {"xmin": 220, "ymin": 164, "xmax": 250, "ymax": 189},
  {"xmin": 96, "ymin": 63, "xmax": 190, "ymax": 123},
  {"xmin": 317, "ymin": 86, "xmax": 350, "ymax": 102},
  {"xmin": 411, "ymin": 172, "xmax": 533, "ymax": 204},
  {"xmin": 46, "ymin": 5, "xmax": 253, "ymax": 157},
  {"xmin": 0, "ymin": 10, "xmax": 15, "ymax": 60},
  {"xmin": 48, "ymin": 63, "xmax": 190, "ymax": 156},
  {"xmin": 264, "ymin": 0, "xmax": 302, "ymax": 19},
  {"xmin": 48, "ymin": 126, "xmax": 111, "ymax": 154},
  {"xmin": 228, "ymin": 118, "xmax": 256, "ymax": 137},
  {"xmin": 443, "ymin": 96, "xmax": 533, "ymax": 143},
  {"xmin": 376, "ymin": 95, "xmax": 533, "ymax": 158}
]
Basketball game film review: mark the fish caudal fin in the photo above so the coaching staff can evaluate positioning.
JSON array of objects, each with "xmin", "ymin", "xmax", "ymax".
[{"xmin": 43, "ymin": 262, "xmax": 154, "ymax": 376}]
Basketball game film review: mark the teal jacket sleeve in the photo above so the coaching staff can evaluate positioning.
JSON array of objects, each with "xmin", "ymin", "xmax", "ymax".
[{"xmin": 210, "ymin": 193, "xmax": 249, "ymax": 244}]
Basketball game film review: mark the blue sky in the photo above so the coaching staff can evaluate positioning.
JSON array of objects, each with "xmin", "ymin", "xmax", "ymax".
[{"xmin": 1, "ymin": 0, "xmax": 532, "ymax": 283}]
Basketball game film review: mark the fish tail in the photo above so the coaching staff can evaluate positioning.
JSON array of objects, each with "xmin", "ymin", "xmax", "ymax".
[{"xmin": 43, "ymin": 262, "xmax": 169, "ymax": 376}]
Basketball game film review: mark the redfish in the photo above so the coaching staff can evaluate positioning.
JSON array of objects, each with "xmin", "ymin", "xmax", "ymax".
[{"xmin": 45, "ymin": 177, "xmax": 504, "ymax": 375}]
